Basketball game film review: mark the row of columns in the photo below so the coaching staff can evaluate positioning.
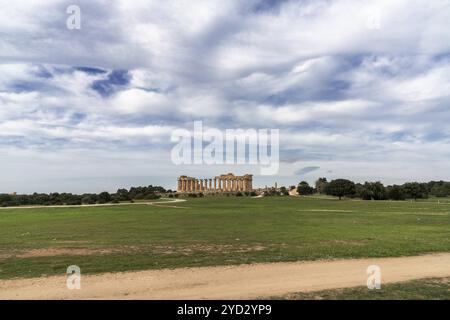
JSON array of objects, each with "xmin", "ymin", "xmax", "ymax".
[{"xmin": 177, "ymin": 175, "xmax": 252, "ymax": 193}]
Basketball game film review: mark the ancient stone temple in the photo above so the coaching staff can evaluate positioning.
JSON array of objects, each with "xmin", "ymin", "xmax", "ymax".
[{"xmin": 177, "ymin": 173, "xmax": 253, "ymax": 193}]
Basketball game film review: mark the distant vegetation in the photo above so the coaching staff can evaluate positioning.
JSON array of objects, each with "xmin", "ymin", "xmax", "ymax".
[
  {"xmin": 296, "ymin": 178, "xmax": 450, "ymax": 201},
  {"xmin": 1, "ymin": 178, "xmax": 449, "ymax": 207},
  {"xmin": 0, "ymin": 185, "xmax": 167, "ymax": 207}
]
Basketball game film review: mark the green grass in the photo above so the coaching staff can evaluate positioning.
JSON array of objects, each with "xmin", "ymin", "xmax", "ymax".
[
  {"xmin": 0, "ymin": 197, "xmax": 449, "ymax": 279},
  {"xmin": 269, "ymin": 277, "xmax": 450, "ymax": 300}
]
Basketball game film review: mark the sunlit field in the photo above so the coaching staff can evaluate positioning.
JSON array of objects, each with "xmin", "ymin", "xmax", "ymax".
[{"xmin": 1, "ymin": 196, "xmax": 449, "ymax": 279}]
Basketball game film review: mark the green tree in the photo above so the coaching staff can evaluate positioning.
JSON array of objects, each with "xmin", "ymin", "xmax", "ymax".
[
  {"xmin": 388, "ymin": 185, "xmax": 405, "ymax": 201},
  {"xmin": 98, "ymin": 191, "xmax": 112, "ymax": 204},
  {"xmin": 402, "ymin": 182, "xmax": 428, "ymax": 200},
  {"xmin": 355, "ymin": 183, "xmax": 371, "ymax": 200},
  {"xmin": 365, "ymin": 182, "xmax": 387, "ymax": 200},
  {"xmin": 115, "ymin": 188, "xmax": 130, "ymax": 201},
  {"xmin": 297, "ymin": 181, "xmax": 314, "ymax": 195},
  {"xmin": 430, "ymin": 182, "xmax": 450, "ymax": 197},
  {"xmin": 325, "ymin": 179, "xmax": 356, "ymax": 200}
]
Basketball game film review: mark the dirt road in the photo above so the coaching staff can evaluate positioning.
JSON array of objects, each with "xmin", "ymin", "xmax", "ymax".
[{"xmin": 1, "ymin": 253, "xmax": 449, "ymax": 299}]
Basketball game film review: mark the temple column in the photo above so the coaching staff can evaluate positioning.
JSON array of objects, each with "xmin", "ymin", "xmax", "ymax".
[
  {"xmin": 209, "ymin": 179, "xmax": 212, "ymax": 191},
  {"xmin": 214, "ymin": 178, "xmax": 217, "ymax": 190}
]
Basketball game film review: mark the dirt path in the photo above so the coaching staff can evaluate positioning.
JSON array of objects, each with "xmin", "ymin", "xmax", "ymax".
[{"xmin": 1, "ymin": 253, "xmax": 449, "ymax": 299}]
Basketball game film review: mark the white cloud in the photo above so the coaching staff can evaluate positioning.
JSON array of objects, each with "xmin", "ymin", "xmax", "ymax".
[
  {"xmin": 1, "ymin": 0, "xmax": 450, "ymax": 191},
  {"xmin": 111, "ymin": 88, "xmax": 171, "ymax": 114}
]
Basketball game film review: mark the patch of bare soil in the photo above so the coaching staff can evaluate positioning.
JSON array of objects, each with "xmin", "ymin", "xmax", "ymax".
[
  {"xmin": 318, "ymin": 240, "xmax": 368, "ymax": 246},
  {"xmin": 150, "ymin": 244, "xmax": 268, "ymax": 255},
  {"xmin": 17, "ymin": 248, "xmax": 116, "ymax": 258},
  {"xmin": 3, "ymin": 243, "xmax": 269, "ymax": 259}
]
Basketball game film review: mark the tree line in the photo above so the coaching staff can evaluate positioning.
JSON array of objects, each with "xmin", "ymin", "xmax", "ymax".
[
  {"xmin": 297, "ymin": 178, "xmax": 450, "ymax": 200},
  {"xmin": 0, "ymin": 185, "xmax": 167, "ymax": 207}
]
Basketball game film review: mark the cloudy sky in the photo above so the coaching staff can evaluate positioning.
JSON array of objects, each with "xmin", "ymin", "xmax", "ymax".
[{"xmin": 1, "ymin": 0, "xmax": 450, "ymax": 193}]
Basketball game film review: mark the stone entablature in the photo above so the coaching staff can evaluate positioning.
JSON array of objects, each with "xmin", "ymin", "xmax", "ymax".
[{"xmin": 177, "ymin": 173, "xmax": 253, "ymax": 193}]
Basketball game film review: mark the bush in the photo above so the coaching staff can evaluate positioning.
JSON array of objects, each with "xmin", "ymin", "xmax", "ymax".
[
  {"xmin": 144, "ymin": 193, "xmax": 160, "ymax": 200},
  {"xmin": 280, "ymin": 186, "xmax": 289, "ymax": 196},
  {"xmin": 388, "ymin": 185, "xmax": 406, "ymax": 200},
  {"xmin": 98, "ymin": 191, "xmax": 112, "ymax": 204}
]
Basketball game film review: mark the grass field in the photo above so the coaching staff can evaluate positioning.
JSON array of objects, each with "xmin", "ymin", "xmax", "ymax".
[
  {"xmin": 271, "ymin": 277, "xmax": 450, "ymax": 300},
  {"xmin": 0, "ymin": 196, "xmax": 449, "ymax": 279}
]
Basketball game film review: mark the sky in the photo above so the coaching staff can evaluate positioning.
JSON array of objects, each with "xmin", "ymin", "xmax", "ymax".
[{"xmin": 1, "ymin": 0, "xmax": 450, "ymax": 193}]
